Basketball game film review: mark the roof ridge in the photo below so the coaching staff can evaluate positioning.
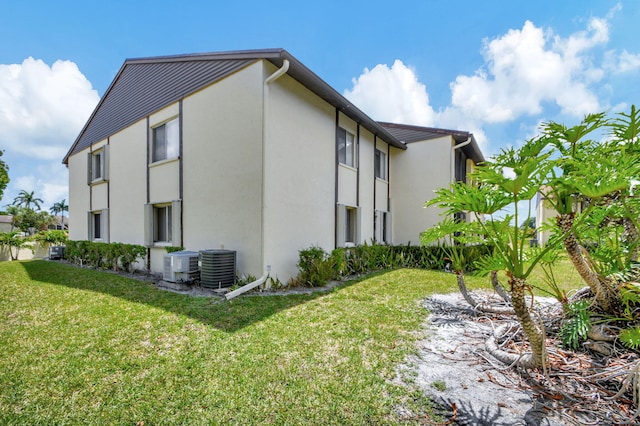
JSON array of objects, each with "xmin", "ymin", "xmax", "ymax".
[{"xmin": 124, "ymin": 48, "xmax": 287, "ymax": 65}]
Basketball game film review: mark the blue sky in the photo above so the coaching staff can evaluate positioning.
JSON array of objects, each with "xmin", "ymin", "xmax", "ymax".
[{"xmin": 0, "ymin": 0, "xmax": 638, "ymax": 211}]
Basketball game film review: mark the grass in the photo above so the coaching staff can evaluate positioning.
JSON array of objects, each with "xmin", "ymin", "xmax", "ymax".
[{"xmin": 0, "ymin": 259, "xmax": 583, "ymax": 425}]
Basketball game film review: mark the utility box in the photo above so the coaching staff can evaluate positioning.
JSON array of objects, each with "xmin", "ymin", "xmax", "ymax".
[{"xmin": 49, "ymin": 246, "xmax": 65, "ymax": 260}]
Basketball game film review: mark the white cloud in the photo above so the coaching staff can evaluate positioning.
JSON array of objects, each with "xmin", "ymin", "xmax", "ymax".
[
  {"xmin": 448, "ymin": 18, "xmax": 606, "ymax": 123},
  {"xmin": 343, "ymin": 60, "xmax": 435, "ymax": 126},
  {"xmin": 342, "ymin": 14, "xmax": 620, "ymax": 157},
  {"xmin": 12, "ymin": 175, "xmax": 37, "ymax": 194},
  {"xmin": 0, "ymin": 57, "xmax": 98, "ymax": 208},
  {"xmin": 607, "ymin": 50, "xmax": 640, "ymax": 73},
  {"xmin": 0, "ymin": 57, "xmax": 99, "ymax": 160}
]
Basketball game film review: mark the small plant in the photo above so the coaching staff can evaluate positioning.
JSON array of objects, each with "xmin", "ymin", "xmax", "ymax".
[
  {"xmin": 165, "ymin": 246, "xmax": 185, "ymax": 253},
  {"xmin": 430, "ymin": 380, "xmax": 447, "ymax": 391},
  {"xmin": 0, "ymin": 231, "xmax": 30, "ymax": 260},
  {"xmin": 560, "ymin": 300, "xmax": 592, "ymax": 350},
  {"xmin": 296, "ymin": 246, "xmax": 336, "ymax": 287},
  {"xmin": 619, "ymin": 327, "xmax": 640, "ymax": 350}
]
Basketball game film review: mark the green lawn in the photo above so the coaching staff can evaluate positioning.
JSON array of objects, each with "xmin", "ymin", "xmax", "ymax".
[{"xmin": 0, "ymin": 260, "xmax": 582, "ymax": 425}]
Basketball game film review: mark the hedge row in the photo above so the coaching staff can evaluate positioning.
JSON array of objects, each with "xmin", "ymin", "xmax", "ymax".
[
  {"xmin": 293, "ymin": 243, "xmax": 492, "ymax": 287},
  {"xmin": 65, "ymin": 240, "xmax": 147, "ymax": 273}
]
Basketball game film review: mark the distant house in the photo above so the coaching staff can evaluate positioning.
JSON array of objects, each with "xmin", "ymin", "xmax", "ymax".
[
  {"xmin": 535, "ymin": 187, "xmax": 555, "ymax": 246},
  {"xmin": 0, "ymin": 215, "xmax": 12, "ymax": 233},
  {"xmin": 48, "ymin": 216, "xmax": 69, "ymax": 231},
  {"xmin": 63, "ymin": 49, "xmax": 484, "ymax": 282}
]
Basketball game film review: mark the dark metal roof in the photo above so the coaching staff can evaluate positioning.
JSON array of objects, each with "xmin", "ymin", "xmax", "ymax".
[
  {"xmin": 378, "ymin": 122, "xmax": 485, "ymax": 163},
  {"xmin": 63, "ymin": 48, "xmax": 406, "ymax": 164}
]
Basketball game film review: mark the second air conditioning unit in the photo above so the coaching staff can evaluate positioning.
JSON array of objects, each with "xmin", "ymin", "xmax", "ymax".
[
  {"xmin": 163, "ymin": 250, "xmax": 200, "ymax": 283},
  {"xmin": 200, "ymin": 249, "xmax": 236, "ymax": 289}
]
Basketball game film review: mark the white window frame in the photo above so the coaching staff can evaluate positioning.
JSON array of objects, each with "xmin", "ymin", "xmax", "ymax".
[
  {"xmin": 336, "ymin": 204, "xmax": 361, "ymax": 247},
  {"xmin": 374, "ymin": 210, "xmax": 391, "ymax": 244},
  {"xmin": 87, "ymin": 146, "xmax": 109, "ymax": 184},
  {"xmin": 151, "ymin": 118, "xmax": 180, "ymax": 164},
  {"xmin": 145, "ymin": 200, "xmax": 181, "ymax": 246},
  {"xmin": 88, "ymin": 209, "xmax": 109, "ymax": 242},
  {"xmin": 375, "ymin": 149, "xmax": 387, "ymax": 180},
  {"xmin": 337, "ymin": 127, "xmax": 357, "ymax": 168},
  {"xmin": 154, "ymin": 204, "xmax": 172, "ymax": 243}
]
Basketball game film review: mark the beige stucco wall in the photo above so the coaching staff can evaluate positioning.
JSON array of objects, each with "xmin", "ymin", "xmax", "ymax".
[
  {"xmin": 264, "ymin": 65, "xmax": 336, "ymax": 281},
  {"xmin": 68, "ymin": 146, "xmax": 91, "ymax": 241},
  {"xmin": 181, "ymin": 60, "xmax": 264, "ymax": 277},
  {"xmin": 358, "ymin": 128, "xmax": 376, "ymax": 242},
  {"xmin": 108, "ymin": 120, "xmax": 147, "ymax": 244},
  {"xmin": 390, "ymin": 136, "xmax": 453, "ymax": 245}
]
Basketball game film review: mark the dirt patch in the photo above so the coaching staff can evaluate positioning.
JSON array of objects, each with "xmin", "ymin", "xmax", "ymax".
[{"xmin": 401, "ymin": 292, "xmax": 571, "ymax": 425}]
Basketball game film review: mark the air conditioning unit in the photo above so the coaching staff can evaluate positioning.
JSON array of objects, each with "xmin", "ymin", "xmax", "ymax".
[
  {"xmin": 163, "ymin": 251, "xmax": 200, "ymax": 283},
  {"xmin": 200, "ymin": 249, "xmax": 236, "ymax": 289},
  {"xmin": 49, "ymin": 245, "xmax": 65, "ymax": 260}
]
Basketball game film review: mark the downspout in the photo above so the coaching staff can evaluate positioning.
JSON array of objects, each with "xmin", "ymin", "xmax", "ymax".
[
  {"xmin": 451, "ymin": 137, "xmax": 473, "ymax": 225},
  {"xmin": 451, "ymin": 137, "xmax": 472, "ymax": 184},
  {"xmin": 258, "ymin": 58, "xmax": 290, "ymax": 287}
]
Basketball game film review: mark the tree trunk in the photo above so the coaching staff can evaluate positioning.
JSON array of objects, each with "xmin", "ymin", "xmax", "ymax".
[
  {"xmin": 624, "ymin": 217, "xmax": 639, "ymax": 262},
  {"xmin": 456, "ymin": 271, "xmax": 515, "ymax": 315},
  {"xmin": 507, "ymin": 273, "xmax": 545, "ymax": 369},
  {"xmin": 455, "ymin": 271, "xmax": 478, "ymax": 308},
  {"xmin": 490, "ymin": 270, "xmax": 511, "ymax": 304},
  {"xmin": 556, "ymin": 213, "xmax": 617, "ymax": 312}
]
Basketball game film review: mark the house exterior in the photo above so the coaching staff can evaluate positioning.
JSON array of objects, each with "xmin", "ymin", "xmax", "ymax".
[
  {"xmin": 536, "ymin": 188, "xmax": 555, "ymax": 246},
  {"xmin": 63, "ymin": 49, "xmax": 483, "ymax": 282},
  {"xmin": 0, "ymin": 215, "xmax": 12, "ymax": 233}
]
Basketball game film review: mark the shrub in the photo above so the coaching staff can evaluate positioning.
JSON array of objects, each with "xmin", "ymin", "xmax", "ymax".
[
  {"xmin": 295, "ymin": 246, "xmax": 337, "ymax": 287},
  {"xmin": 65, "ymin": 240, "xmax": 147, "ymax": 273},
  {"xmin": 293, "ymin": 243, "xmax": 492, "ymax": 287},
  {"xmin": 33, "ymin": 230, "xmax": 68, "ymax": 247}
]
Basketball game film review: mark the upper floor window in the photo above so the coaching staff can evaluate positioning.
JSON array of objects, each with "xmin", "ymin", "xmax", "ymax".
[
  {"xmin": 337, "ymin": 127, "xmax": 356, "ymax": 168},
  {"xmin": 152, "ymin": 118, "xmax": 179, "ymax": 163},
  {"xmin": 87, "ymin": 146, "xmax": 108, "ymax": 184},
  {"xmin": 375, "ymin": 149, "xmax": 387, "ymax": 180}
]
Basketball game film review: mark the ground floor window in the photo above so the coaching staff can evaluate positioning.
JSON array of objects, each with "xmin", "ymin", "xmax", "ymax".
[
  {"xmin": 374, "ymin": 210, "xmax": 390, "ymax": 244},
  {"xmin": 88, "ymin": 209, "xmax": 109, "ymax": 242},
  {"xmin": 345, "ymin": 207, "xmax": 357, "ymax": 244},
  {"xmin": 154, "ymin": 204, "xmax": 172, "ymax": 243},
  {"xmin": 145, "ymin": 200, "xmax": 181, "ymax": 246},
  {"xmin": 337, "ymin": 204, "xmax": 360, "ymax": 247}
]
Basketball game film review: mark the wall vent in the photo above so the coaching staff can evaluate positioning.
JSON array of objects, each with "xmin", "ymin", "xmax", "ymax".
[
  {"xmin": 163, "ymin": 250, "xmax": 200, "ymax": 283},
  {"xmin": 200, "ymin": 249, "xmax": 236, "ymax": 289}
]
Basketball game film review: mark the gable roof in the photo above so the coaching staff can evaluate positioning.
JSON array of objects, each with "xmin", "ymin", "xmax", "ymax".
[
  {"xmin": 63, "ymin": 48, "xmax": 406, "ymax": 164},
  {"xmin": 378, "ymin": 122, "xmax": 485, "ymax": 164}
]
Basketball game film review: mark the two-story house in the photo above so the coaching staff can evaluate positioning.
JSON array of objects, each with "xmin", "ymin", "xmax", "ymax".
[{"xmin": 63, "ymin": 49, "xmax": 483, "ymax": 282}]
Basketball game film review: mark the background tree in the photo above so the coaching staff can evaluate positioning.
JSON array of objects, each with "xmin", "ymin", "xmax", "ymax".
[
  {"xmin": 0, "ymin": 150, "xmax": 8, "ymax": 202},
  {"xmin": 12, "ymin": 190, "xmax": 44, "ymax": 211},
  {"xmin": 50, "ymin": 199, "xmax": 69, "ymax": 227}
]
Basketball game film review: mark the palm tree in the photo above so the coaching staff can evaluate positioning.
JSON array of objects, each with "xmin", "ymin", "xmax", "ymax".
[
  {"xmin": 50, "ymin": 199, "xmax": 69, "ymax": 228},
  {"xmin": 13, "ymin": 190, "xmax": 43, "ymax": 211}
]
